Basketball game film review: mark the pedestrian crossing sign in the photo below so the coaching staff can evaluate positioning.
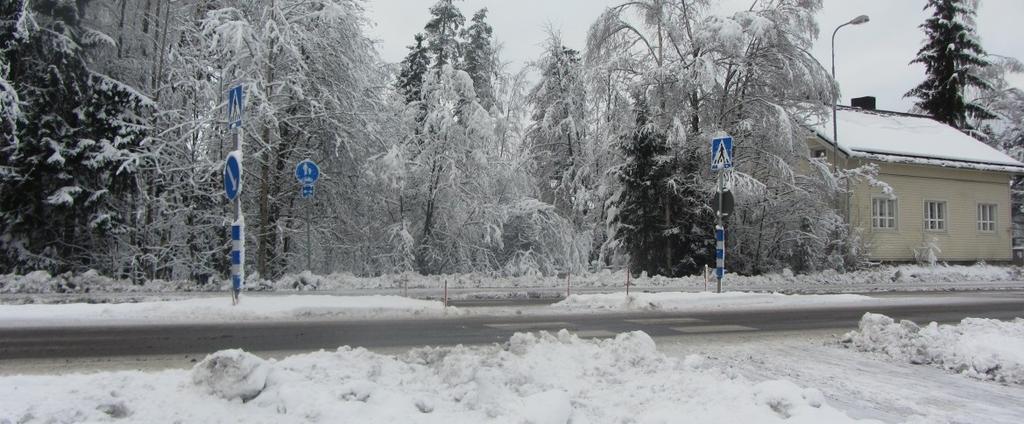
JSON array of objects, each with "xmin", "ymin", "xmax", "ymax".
[
  {"xmin": 227, "ymin": 85, "xmax": 244, "ymax": 129},
  {"xmin": 711, "ymin": 136, "xmax": 734, "ymax": 171}
]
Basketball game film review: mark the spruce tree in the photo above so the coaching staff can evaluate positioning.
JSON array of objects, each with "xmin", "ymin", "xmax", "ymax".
[
  {"xmin": 460, "ymin": 8, "xmax": 496, "ymax": 110},
  {"xmin": 613, "ymin": 96, "xmax": 710, "ymax": 277},
  {"xmin": 905, "ymin": 0, "xmax": 994, "ymax": 129},
  {"xmin": 0, "ymin": 0, "xmax": 149, "ymax": 273},
  {"xmin": 397, "ymin": 33, "xmax": 430, "ymax": 104},
  {"xmin": 424, "ymin": 0, "xmax": 464, "ymax": 72}
]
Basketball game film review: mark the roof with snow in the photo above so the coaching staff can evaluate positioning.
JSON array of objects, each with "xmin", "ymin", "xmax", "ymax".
[{"xmin": 810, "ymin": 108, "xmax": 1024, "ymax": 173}]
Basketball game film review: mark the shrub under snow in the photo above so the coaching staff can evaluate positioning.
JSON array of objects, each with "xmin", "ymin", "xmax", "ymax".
[{"xmin": 842, "ymin": 313, "xmax": 1024, "ymax": 384}]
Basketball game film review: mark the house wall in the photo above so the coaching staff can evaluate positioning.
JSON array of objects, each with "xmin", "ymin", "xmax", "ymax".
[{"xmin": 849, "ymin": 161, "xmax": 1013, "ymax": 262}]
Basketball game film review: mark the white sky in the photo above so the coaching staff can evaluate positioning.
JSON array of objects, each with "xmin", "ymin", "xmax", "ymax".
[{"xmin": 365, "ymin": 0, "xmax": 1024, "ymax": 112}]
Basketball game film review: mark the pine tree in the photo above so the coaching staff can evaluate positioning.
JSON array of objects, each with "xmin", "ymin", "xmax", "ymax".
[
  {"xmin": 460, "ymin": 8, "xmax": 496, "ymax": 110},
  {"xmin": 905, "ymin": 0, "xmax": 994, "ymax": 129},
  {"xmin": 424, "ymin": 0, "xmax": 464, "ymax": 72},
  {"xmin": 397, "ymin": 33, "xmax": 430, "ymax": 104}
]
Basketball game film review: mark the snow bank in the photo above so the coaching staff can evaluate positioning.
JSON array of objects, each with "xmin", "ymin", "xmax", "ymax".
[
  {"xmin": 0, "ymin": 331, "xmax": 880, "ymax": 423},
  {"xmin": 0, "ymin": 295, "xmax": 458, "ymax": 327},
  {"xmin": 553, "ymin": 291, "xmax": 873, "ymax": 312},
  {"xmin": 2, "ymin": 264, "xmax": 1020, "ymax": 299},
  {"xmin": 842, "ymin": 313, "xmax": 1024, "ymax": 384}
]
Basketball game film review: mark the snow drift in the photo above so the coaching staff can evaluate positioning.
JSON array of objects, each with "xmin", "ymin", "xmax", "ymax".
[{"xmin": 842, "ymin": 313, "xmax": 1024, "ymax": 384}]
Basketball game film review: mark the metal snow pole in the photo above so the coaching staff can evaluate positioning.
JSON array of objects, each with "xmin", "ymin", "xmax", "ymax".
[{"xmin": 716, "ymin": 171, "xmax": 724, "ymax": 294}]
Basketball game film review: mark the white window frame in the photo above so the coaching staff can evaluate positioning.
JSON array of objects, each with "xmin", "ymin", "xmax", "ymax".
[
  {"xmin": 977, "ymin": 203, "xmax": 997, "ymax": 233},
  {"xmin": 871, "ymin": 197, "xmax": 898, "ymax": 231},
  {"xmin": 924, "ymin": 200, "xmax": 947, "ymax": 232},
  {"xmin": 811, "ymin": 148, "xmax": 827, "ymax": 159}
]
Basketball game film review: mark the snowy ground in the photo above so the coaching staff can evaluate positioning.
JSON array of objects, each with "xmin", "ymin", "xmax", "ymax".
[
  {"xmin": 2, "ymin": 265, "xmax": 1022, "ymax": 305},
  {"xmin": 0, "ymin": 331, "xmax": 883, "ymax": 424},
  {"xmin": 0, "ymin": 295, "xmax": 460, "ymax": 328},
  {"xmin": 4, "ymin": 326, "xmax": 1024, "ymax": 423},
  {"xmin": 662, "ymin": 328, "xmax": 1024, "ymax": 424},
  {"xmin": 0, "ymin": 291, "xmax": 883, "ymax": 327}
]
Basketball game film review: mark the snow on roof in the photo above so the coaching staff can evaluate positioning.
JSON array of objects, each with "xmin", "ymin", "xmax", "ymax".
[{"xmin": 810, "ymin": 108, "xmax": 1024, "ymax": 173}]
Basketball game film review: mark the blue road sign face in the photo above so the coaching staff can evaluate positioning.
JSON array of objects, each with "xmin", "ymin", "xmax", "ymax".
[
  {"xmin": 224, "ymin": 154, "xmax": 241, "ymax": 200},
  {"xmin": 711, "ymin": 136, "xmax": 734, "ymax": 171},
  {"xmin": 227, "ymin": 85, "xmax": 244, "ymax": 129},
  {"xmin": 295, "ymin": 160, "xmax": 320, "ymax": 185},
  {"xmin": 301, "ymin": 184, "xmax": 314, "ymax": 199}
]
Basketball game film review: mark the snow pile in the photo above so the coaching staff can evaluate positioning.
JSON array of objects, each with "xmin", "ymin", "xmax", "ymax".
[
  {"xmin": 192, "ymin": 349, "xmax": 271, "ymax": 402},
  {"xmin": 554, "ymin": 291, "xmax": 873, "ymax": 312},
  {"xmin": 0, "ymin": 331, "xmax": 880, "ymax": 423},
  {"xmin": 842, "ymin": 313, "xmax": 1024, "ymax": 384},
  {"xmin": 0, "ymin": 295, "xmax": 458, "ymax": 327}
]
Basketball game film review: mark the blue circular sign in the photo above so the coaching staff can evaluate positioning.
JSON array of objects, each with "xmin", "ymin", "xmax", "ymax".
[
  {"xmin": 295, "ymin": 159, "xmax": 320, "ymax": 185},
  {"xmin": 224, "ymin": 154, "xmax": 242, "ymax": 200}
]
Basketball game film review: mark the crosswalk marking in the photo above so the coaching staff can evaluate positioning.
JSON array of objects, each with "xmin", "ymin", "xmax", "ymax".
[
  {"xmin": 485, "ymin": 322, "xmax": 573, "ymax": 330},
  {"xmin": 670, "ymin": 325, "xmax": 757, "ymax": 334},
  {"xmin": 625, "ymin": 318, "xmax": 707, "ymax": 325}
]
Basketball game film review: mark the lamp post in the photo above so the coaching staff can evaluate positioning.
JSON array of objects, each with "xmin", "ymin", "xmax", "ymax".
[
  {"xmin": 827, "ymin": 14, "xmax": 868, "ymax": 223},
  {"xmin": 831, "ymin": 15, "xmax": 870, "ymax": 174}
]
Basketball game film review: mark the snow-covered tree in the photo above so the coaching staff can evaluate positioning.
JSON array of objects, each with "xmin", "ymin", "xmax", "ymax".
[
  {"xmin": 588, "ymin": 0, "xmax": 844, "ymax": 274},
  {"xmin": 905, "ymin": 0, "xmax": 994, "ymax": 130},
  {"xmin": 0, "ymin": 0, "xmax": 152, "ymax": 274},
  {"xmin": 527, "ymin": 35, "xmax": 587, "ymax": 222},
  {"xmin": 424, "ymin": 0, "xmax": 463, "ymax": 72},
  {"xmin": 397, "ymin": 33, "xmax": 430, "ymax": 105},
  {"xmin": 460, "ymin": 8, "xmax": 496, "ymax": 110}
]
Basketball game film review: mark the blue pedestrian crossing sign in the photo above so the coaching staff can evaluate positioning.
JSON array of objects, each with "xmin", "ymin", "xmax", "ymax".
[
  {"xmin": 223, "ymin": 151, "xmax": 242, "ymax": 201},
  {"xmin": 227, "ymin": 85, "xmax": 244, "ymax": 129},
  {"xmin": 295, "ymin": 159, "xmax": 320, "ymax": 185},
  {"xmin": 711, "ymin": 136, "xmax": 734, "ymax": 171}
]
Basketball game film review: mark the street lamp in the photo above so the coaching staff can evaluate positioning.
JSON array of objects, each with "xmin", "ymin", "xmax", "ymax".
[
  {"xmin": 831, "ymin": 15, "xmax": 869, "ymax": 225},
  {"xmin": 831, "ymin": 15, "xmax": 870, "ymax": 174}
]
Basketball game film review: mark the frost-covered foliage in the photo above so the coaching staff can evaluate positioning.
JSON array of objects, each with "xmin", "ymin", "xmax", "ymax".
[
  {"xmin": 0, "ymin": 0, "xmax": 151, "ymax": 273},
  {"xmin": 905, "ymin": 0, "xmax": 994, "ymax": 130},
  {"xmin": 843, "ymin": 313, "xmax": 1024, "ymax": 385},
  {"xmin": 586, "ymin": 0, "xmax": 846, "ymax": 275}
]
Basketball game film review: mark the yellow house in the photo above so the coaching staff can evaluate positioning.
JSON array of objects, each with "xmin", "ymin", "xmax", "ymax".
[{"xmin": 808, "ymin": 99, "xmax": 1024, "ymax": 263}]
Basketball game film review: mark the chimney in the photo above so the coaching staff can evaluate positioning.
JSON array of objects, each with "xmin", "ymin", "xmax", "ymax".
[{"xmin": 851, "ymin": 96, "xmax": 876, "ymax": 111}]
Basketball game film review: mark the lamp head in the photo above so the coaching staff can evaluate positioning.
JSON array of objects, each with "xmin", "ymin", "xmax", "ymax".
[{"xmin": 849, "ymin": 15, "xmax": 870, "ymax": 25}]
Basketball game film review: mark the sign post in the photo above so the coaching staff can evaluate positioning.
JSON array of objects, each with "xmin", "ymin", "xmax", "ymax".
[
  {"xmin": 711, "ymin": 136, "xmax": 734, "ymax": 294},
  {"xmin": 225, "ymin": 84, "xmax": 245, "ymax": 305},
  {"xmin": 295, "ymin": 159, "xmax": 321, "ymax": 271}
]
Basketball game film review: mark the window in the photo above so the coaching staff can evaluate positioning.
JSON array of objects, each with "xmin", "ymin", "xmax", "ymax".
[
  {"xmin": 924, "ymin": 201, "xmax": 947, "ymax": 231},
  {"xmin": 811, "ymin": 149, "xmax": 827, "ymax": 159},
  {"xmin": 872, "ymin": 198, "xmax": 897, "ymax": 230},
  {"xmin": 978, "ymin": 204, "xmax": 997, "ymax": 232}
]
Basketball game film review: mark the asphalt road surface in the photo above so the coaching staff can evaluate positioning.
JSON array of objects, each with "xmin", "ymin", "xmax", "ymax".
[{"xmin": 1, "ymin": 292, "xmax": 1022, "ymax": 362}]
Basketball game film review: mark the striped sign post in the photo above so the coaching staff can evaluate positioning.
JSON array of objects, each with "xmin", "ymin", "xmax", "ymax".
[
  {"xmin": 715, "ymin": 225, "xmax": 725, "ymax": 292},
  {"xmin": 231, "ymin": 220, "xmax": 245, "ymax": 299},
  {"xmin": 225, "ymin": 84, "xmax": 245, "ymax": 305}
]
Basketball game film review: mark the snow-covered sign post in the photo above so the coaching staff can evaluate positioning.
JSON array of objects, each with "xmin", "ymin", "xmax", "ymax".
[
  {"xmin": 711, "ymin": 136, "xmax": 734, "ymax": 294},
  {"xmin": 225, "ymin": 84, "xmax": 245, "ymax": 305},
  {"xmin": 295, "ymin": 159, "xmax": 321, "ymax": 271}
]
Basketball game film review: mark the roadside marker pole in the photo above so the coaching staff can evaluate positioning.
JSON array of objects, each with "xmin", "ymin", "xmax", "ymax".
[
  {"xmin": 566, "ymin": 272, "xmax": 570, "ymax": 298},
  {"xmin": 626, "ymin": 270, "xmax": 630, "ymax": 296},
  {"xmin": 444, "ymin": 280, "xmax": 448, "ymax": 308}
]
